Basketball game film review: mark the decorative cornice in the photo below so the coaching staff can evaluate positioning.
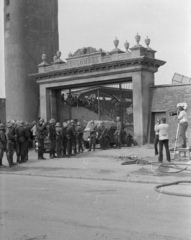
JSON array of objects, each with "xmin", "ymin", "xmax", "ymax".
[
  {"xmin": 68, "ymin": 47, "xmax": 99, "ymax": 58},
  {"xmin": 30, "ymin": 57, "xmax": 166, "ymax": 82}
]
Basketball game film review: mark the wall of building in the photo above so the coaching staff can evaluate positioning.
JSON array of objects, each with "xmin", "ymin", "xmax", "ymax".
[
  {"xmin": 4, "ymin": 0, "xmax": 59, "ymax": 122},
  {"xmin": 0, "ymin": 99, "xmax": 6, "ymax": 123},
  {"xmin": 151, "ymin": 84, "xmax": 191, "ymax": 147}
]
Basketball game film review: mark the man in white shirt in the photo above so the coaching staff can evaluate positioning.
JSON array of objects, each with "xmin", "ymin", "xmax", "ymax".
[
  {"xmin": 156, "ymin": 117, "xmax": 171, "ymax": 162},
  {"xmin": 177, "ymin": 106, "xmax": 188, "ymax": 148}
]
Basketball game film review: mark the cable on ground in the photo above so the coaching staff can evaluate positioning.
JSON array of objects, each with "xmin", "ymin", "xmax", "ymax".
[{"xmin": 154, "ymin": 181, "xmax": 191, "ymax": 197}]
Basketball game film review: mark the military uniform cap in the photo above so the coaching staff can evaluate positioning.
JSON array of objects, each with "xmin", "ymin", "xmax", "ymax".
[
  {"xmin": 7, "ymin": 122, "xmax": 13, "ymax": 128},
  {"xmin": 71, "ymin": 119, "xmax": 75, "ymax": 123},
  {"xmin": 77, "ymin": 122, "xmax": 81, "ymax": 126},
  {"xmin": 55, "ymin": 122, "xmax": 61, "ymax": 127},
  {"xmin": 49, "ymin": 118, "xmax": 55, "ymax": 124},
  {"xmin": 39, "ymin": 118, "xmax": 44, "ymax": 122},
  {"xmin": 63, "ymin": 122, "xmax": 67, "ymax": 128}
]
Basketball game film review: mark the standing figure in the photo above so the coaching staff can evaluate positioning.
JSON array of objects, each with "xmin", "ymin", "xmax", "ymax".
[
  {"xmin": 47, "ymin": 119, "xmax": 56, "ymax": 159},
  {"xmin": 66, "ymin": 121, "xmax": 74, "ymax": 157},
  {"xmin": 89, "ymin": 120, "xmax": 97, "ymax": 151},
  {"xmin": 97, "ymin": 121, "xmax": 107, "ymax": 150},
  {"xmin": 31, "ymin": 121, "xmax": 37, "ymax": 148},
  {"xmin": 0, "ymin": 124, "xmax": 7, "ymax": 168},
  {"xmin": 156, "ymin": 117, "xmax": 171, "ymax": 163},
  {"xmin": 24, "ymin": 122, "xmax": 31, "ymax": 161},
  {"xmin": 71, "ymin": 120, "xmax": 77, "ymax": 155},
  {"xmin": 114, "ymin": 116, "xmax": 122, "ymax": 149},
  {"xmin": 177, "ymin": 106, "xmax": 188, "ymax": 148},
  {"xmin": 62, "ymin": 122, "xmax": 68, "ymax": 157},
  {"xmin": 36, "ymin": 118, "xmax": 46, "ymax": 160},
  {"xmin": 154, "ymin": 118, "xmax": 161, "ymax": 155},
  {"xmin": 75, "ymin": 122, "xmax": 84, "ymax": 153},
  {"xmin": 15, "ymin": 121, "xmax": 27, "ymax": 163},
  {"xmin": 6, "ymin": 122, "xmax": 16, "ymax": 167},
  {"xmin": 55, "ymin": 122, "xmax": 63, "ymax": 158}
]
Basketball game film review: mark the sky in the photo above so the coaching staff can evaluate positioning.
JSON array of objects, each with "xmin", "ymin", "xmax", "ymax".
[{"xmin": 0, "ymin": 0, "xmax": 191, "ymax": 98}]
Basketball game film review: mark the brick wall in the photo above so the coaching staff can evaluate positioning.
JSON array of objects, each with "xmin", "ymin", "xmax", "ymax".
[
  {"xmin": 0, "ymin": 99, "xmax": 6, "ymax": 123},
  {"xmin": 151, "ymin": 84, "xmax": 191, "ymax": 147}
]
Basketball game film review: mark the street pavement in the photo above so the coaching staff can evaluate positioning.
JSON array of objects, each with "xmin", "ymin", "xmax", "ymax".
[
  {"xmin": 0, "ymin": 145, "xmax": 191, "ymax": 240},
  {"xmin": 0, "ymin": 145, "xmax": 190, "ymax": 184}
]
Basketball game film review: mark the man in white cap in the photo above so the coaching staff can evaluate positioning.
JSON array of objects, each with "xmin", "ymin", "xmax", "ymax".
[{"xmin": 177, "ymin": 106, "xmax": 188, "ymax": 148}]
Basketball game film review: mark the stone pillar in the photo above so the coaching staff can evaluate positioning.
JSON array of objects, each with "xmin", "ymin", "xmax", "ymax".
[
  {"xmin": 132, "ymin": 71, "xmax": 155, "ymax": 145},
  {"xmin": 50, "ymin": 90, "xmax": 57, "ymax": 121},
  {"xmin": 39, "ymin": 86, "xmax": 57, "ymax": 122}
]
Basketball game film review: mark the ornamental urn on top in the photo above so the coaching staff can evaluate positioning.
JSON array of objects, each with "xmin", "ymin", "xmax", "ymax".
[
  {"xmin": 145, "ymin": 36, "xmax": 152, "ymax": 50},
  {"xmin": 113, "ymin": 37, "xmax": 119, "ymax": 48},
  {"xmin": 124, "ymin": 40, "xmax": 130, "ymax": 52}
]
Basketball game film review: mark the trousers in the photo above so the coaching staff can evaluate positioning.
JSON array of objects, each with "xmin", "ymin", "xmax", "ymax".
[
  {"xmin": 179, "ymin": 122, "xmax": 188, "ymax": 148},
  {"xmin": 158, "ymin": 139, "xmax": 171, "ymax": 162},
  {"xmin": 154, "ymin": 134, "xmax": 159, "ymax": 155}
]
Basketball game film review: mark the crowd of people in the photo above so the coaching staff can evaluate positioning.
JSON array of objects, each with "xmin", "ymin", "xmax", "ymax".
[{"xmin": 0, "ymin": 116, "xmax": 124, "ymax": 168}]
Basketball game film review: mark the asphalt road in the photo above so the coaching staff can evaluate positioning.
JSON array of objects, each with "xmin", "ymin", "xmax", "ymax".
[{"xmin": 0, "ymin": 173, "xmax": 191, "ymax": 240}]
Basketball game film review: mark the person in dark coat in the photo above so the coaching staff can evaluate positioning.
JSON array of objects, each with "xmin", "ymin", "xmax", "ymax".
[
  {"xmin": 62, "ymin": 122, "xmax": 68, "ymax": 157},
  {"xmin": 6, "ymin": 122, "xmax": 17, "ymax": 167},
  {"xmin": 114, "ymin": 116, "xmax": 122, "ymax": 149},
  {"xmin": 75, "ymin": 122, "xmax": 84, "ymax": 153},
  {"xmin": 47, "ymin": 118, "xmax": 56, "ymax": 159},
  {"xmin": 97, "ymin": 121, "xmax": 107, "ymax": 150},
  {"xmin": 89, "ymin": 120, "xmax": 97, "ymax": 151},
  {"xmin": 24, "ymin": 122, "xmax": 31, "ymax": 161},
  {"xmin": 0, "ymin": 123, "xmax": 6, "ymax": 168},
  {"xmin": 15, "ymin": 121, "xmax": 27, "ymax": 163},
  {"xmin": 55, "ymin": 122, "xmax": 63, "ymax": 158},
  {"xmin": 66, "ymin": 121, "xmax": 74, "ymax": 157},
  {"xmin": 36, "ymin": 118, "xmax": 46, "ymax": 160},
  {"xmin": 71, "ymin": 120, "xmax": 77, "ymax": 155}
]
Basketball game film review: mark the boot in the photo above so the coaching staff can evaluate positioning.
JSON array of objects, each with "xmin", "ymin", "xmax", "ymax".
[
  {"xmin": 17, "ymin": 156, "xmax": 21, "ymax": 163},
  {"xmin": 0, "ymin": 158, "xmax": 6, "ymax": 168},
  {"xmin": 49, "ymin": 150, "xmax": 54, "ymax": 159},
  {"xmin": 21, "ymin": 155, "xmax": 25, "ymax": 163},
  {"xmin": 41, "ymin": 153, "xmax": 46, "ymax": 160}
]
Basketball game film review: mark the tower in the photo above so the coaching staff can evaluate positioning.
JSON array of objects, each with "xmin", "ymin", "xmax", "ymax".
[{"xmin": 4, "ymin": 0, "xmax": 59, "ymax": 121}]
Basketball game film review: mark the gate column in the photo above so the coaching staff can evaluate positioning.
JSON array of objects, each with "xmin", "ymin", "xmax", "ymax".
[{"xmin": 132, "ymin": 71, "xmax": 155, "ymax": 145}]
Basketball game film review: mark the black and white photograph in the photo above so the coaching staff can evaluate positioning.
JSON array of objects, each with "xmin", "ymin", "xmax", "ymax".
[{"xmin": 0, "ymin": 0, "xmax": 191, "ymax": 239}]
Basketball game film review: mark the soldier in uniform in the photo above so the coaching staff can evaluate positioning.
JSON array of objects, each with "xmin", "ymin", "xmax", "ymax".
[
  {"xmin": 47, "ymin": 118, "xmax": 56, "ymax": 159},
  {"xmin": 66, "ymin": 121, "xmax": 74, "ymax": 157},
  {"xmin": 24, "ymin": 122, "xmax": 31, "ymax": 161},
  {"xmin": 36, "ymin": 118, "xmax": 46, "ymax": 160},
  {"xmin": 0, "ymin": 123, "xmax": 6, "ymax": 168},
  {"xmin": 62, "ymin": 122, "xmax": 68, "ymax": 157},
  {"xmin": 6, "ymin": 122, "xmax": 17, "ymax": 167},
  {"xmin": 15, "ymin": 121, "xmax": 27, "ymax": 163},
  {"xmin": 89, "ymin": 120, "xmax": 97, "ymax": 151},
  {"xmin": 75, "ymin": 122, "xmax": 84, "ymax": 153},
  {"xmin": 114, "ymin": 116, "xmax": 122, "ymax": 149},
  {"xmin": 55, "ymin": 122, "xmax": 63, "ymax": 158},
  {"xmin": 71, "ymin": 120, "xmax": 77, "ymax": 155},
  {"xmin": 97, "ymin": 121, "xmax": 107, "ymax": 150}
]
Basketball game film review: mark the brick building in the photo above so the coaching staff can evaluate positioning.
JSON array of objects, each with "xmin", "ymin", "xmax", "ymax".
[{"xmin": 150, "ymin": 84, "xmax": 191, "ymax": 147}]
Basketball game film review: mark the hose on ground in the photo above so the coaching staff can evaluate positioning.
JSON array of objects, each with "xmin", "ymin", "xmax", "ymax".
[{"xmin": 154, "ymin": 181, "xmax": 191, "ymax": 197}]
